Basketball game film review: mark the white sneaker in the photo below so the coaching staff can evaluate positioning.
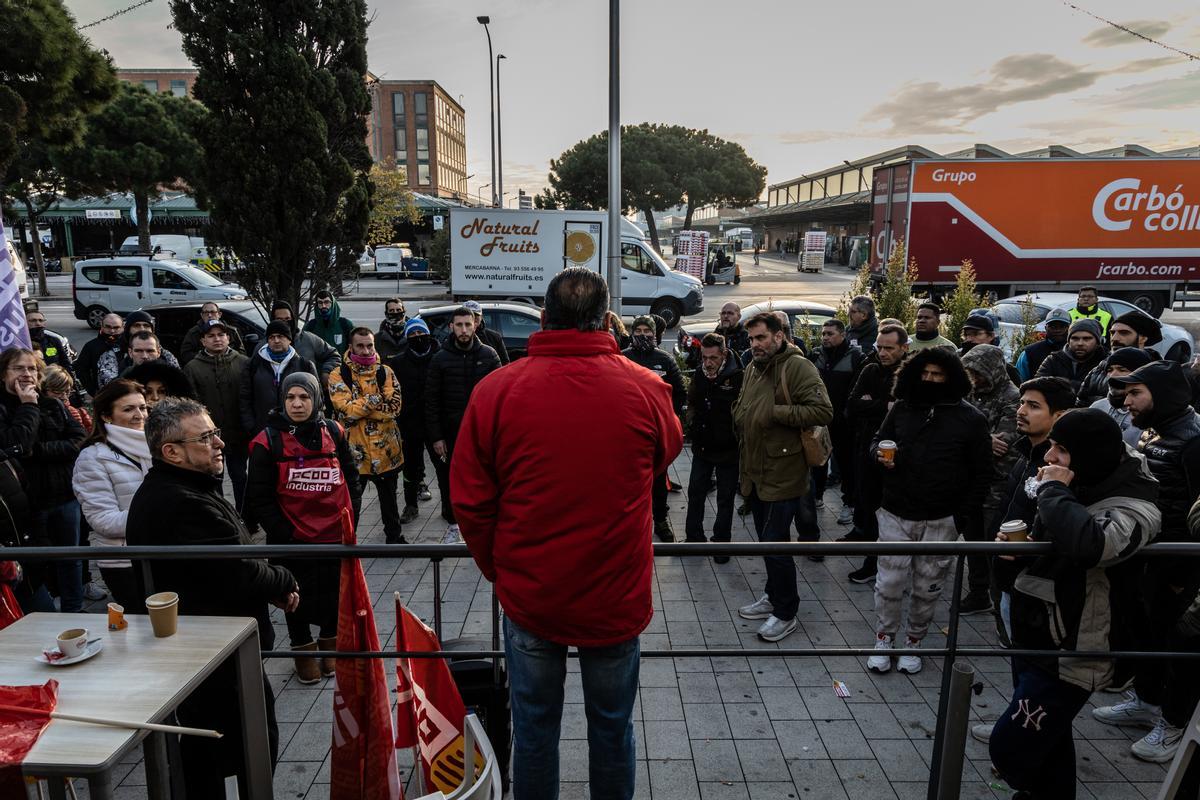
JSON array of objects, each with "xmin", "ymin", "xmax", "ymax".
[
  {"xmin": 738, "ymin": 595, "xmax": 774, "ymax": 620},
  {"xmin": 442, "ymin": 524, "xmax": 462, "ymax": 545},
  {"xmin": 756, "ymin": 615, "xmax": 798, "ymax": 642},
  {"xmin": 970, "ymin": 722, "xmax": 993, "ymax": 744},
  {"xmin": 867, "ymin": 633, "xmax": 893, "ymax": 673},
  {"xmin": 836, "ymin": 505, "xmax": 855, "ymax": 525},
  {"xmin": 1131, "ymin": 718, "xmax": 1183, "ymax": 763},
  {"xmin": 83, "ymin": 582, "xmax": 108, "ymax": 602},
  {"xmin": 896, "ymin": 637, "xmax": 922, "ymax": 674},
  {"xmin": 1093, "ymin": 690, "xmax": 1161, "ymax": 729}
]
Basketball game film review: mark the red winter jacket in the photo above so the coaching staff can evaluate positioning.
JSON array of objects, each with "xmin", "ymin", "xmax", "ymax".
[{"xmin": 451, "ymin": 329, "xmax": 683, "ymax": 647}]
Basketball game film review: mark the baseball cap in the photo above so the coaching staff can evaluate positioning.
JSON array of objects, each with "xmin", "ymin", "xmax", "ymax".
[
  {"xmin": 200, "ymin": 319, "xmax": 229, "ymax": 334},
  {"xmin": 962, "ymin": 314, "xmax": 994, "ymax": 334},
  {"xmin": 1044, "ymin": 308, "xmax": 1071, "ymax": 326}
]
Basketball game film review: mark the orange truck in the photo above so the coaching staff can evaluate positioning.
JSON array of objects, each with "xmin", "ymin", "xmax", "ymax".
[{"xmin": 869, "ymin": 158, "xmax": 1200, "ymax": 317}]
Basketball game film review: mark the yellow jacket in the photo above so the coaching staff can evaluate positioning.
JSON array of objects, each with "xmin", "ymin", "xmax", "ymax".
[{"xmin": 328, "ymin": 353, "xmax": 404, "ymax": 475}]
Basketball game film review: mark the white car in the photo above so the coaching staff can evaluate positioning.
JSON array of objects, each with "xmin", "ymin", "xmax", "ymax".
[
  {"xmin": 990, "ymin": 292, "xmax": 1194, "ymax": 363},
  {"xmin": 677, "ymin": 298, "xmax": 836, "ymax": 358}
]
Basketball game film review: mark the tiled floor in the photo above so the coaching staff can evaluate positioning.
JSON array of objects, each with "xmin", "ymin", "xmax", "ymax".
[{"xmin": 69, "ymin": 447, "xmax": 1169, "ymax": 799}]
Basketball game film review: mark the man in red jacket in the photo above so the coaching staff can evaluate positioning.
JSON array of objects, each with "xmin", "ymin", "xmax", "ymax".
[{"xmin": 452, "ymin": 268, "xmax": 683, "ymax": 800}]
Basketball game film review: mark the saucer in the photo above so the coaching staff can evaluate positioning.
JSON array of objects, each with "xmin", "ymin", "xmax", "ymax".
[{"xmin": 38, "ymin": 639, "xmax": 103, "ymax": 666}]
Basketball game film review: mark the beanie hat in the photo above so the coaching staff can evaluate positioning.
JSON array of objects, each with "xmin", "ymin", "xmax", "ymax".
[
  {"xmin": 1106, "ymin": 347, "xmax": 1154, "ymax": 372},
  {"xmin": 962, "ymin": 314, "xmax": 994, "ymax": 333},
  {"xmin": 1048, "ymin": 408, "xmax": 1125, "ymax": 487},
  {"xmin": 632, "ymin": 315, "xmax": 655, "ymax": 333},
  {"xmin": 404, "ymin": 318, "xmax": 430, "ymax": 336},
  {"xmin": 1068, "ymin": 318, "xmax": 1103, "ymax": 342},
  {"xmin": 463, "ymin": 300, "xmax": 483, "ymax": 314},
  {"xmin": 125, "ymin": 310, "xmax": 155, "ymax": 330},
  {"xmin": 1113, "ymin": 311, "xmax": 1163, "ymax": 346},
  {"xmin": 265, "ymin": 320, "xmax": 293, "ymax": 341}
]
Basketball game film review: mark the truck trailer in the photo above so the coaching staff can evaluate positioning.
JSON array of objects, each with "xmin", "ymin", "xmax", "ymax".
[{"xmin": 869, "ymin": 157, "xmax": 1200, "ymax": 317}]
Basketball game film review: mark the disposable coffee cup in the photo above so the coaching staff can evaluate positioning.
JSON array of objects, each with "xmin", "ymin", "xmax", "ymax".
[
  {"xmin": 107, "ymin": 602, "xmax": 126, "ymax": 631},
  {"xmin": 878, "ymin": 440, "xmax": 897, "ymax": 463},
  {"xmin": 57, "ymin": 628, "xmax": 88, "ymax": 658},
  {"xmin": 1000, "ymin": 520, "xmax": 1028, "ymax": 542},
  {"xmin": 145, "ymin": 591, "xmax": 179, "ymax": 638}
]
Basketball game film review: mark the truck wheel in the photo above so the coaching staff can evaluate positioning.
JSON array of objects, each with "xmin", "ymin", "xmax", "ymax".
[
  {"xmin": 86, "ymin": 305, "xmax": 108, "ymax": 330},
  {"xmin": 733, "ymin": 275, "xmax": 741, "ymax": 285},
  {"xmin": 651, "ymin": 300, "xmax": 683, "ymax": 329},
  {"xmin": 1167, "ymin": 342, "xmax": 1191, "ymax": 364},
  {"xmin": 705, "ymin": 277, "xmax": 716, "ymax": 286},
  {"xmin": 1127, "ymin": 291, "xmax": 1165, "ymax": 318}
]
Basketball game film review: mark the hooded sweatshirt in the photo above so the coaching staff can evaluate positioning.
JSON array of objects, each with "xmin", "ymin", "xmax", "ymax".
[
  {"xmin": 305, "ymin": 297, "xmax": 355, "ymax": 354},
  {"xmin": 962, "ymin": 344, "xmax": 1022, "ymax": 505}
]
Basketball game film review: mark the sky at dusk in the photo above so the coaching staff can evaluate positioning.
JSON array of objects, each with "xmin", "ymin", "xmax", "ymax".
[{"xmin": 66, "ymin": 0, "xmax": 1200, "ymax": 202}]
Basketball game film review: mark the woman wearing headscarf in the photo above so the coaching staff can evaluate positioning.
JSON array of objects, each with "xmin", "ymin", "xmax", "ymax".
[
  {"xmin": 244, "ymin": 372, "xmax": 359, "ymax": 684},
  {"xmin": 71, "ymin": 379, "xmax": 152, "ymax": 611}
]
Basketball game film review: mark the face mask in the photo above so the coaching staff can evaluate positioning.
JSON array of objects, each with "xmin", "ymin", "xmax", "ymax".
[
  {"xmin": 408, "ymin": 335, "xmax": 431, "ymax": 354},
  {"xmin": 385, "ymin": 312, "xmax": 405, "ymax": 322},
  {"xmin": 349, "ymin": 352, "xmax": 377, "ymax": 367},
  {"xmin": 28, "ymin": 327, "xmax": 44, "ymax": 341}
]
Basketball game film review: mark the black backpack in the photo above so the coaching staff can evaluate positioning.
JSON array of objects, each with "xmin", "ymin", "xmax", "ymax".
[{"xmin": 338, "ymin": 362, "xmax": 389, "ymax": 392}]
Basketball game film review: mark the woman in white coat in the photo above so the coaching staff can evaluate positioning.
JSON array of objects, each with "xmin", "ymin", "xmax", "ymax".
[{"xmin": 71, "ymin": 379, "xmax": 151, "ymax": 611}]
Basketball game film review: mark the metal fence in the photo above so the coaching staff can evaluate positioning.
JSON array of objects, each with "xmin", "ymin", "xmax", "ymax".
[{"xmin": 11, "ymin": 540, "xmax": 1200, "ymax": 800}]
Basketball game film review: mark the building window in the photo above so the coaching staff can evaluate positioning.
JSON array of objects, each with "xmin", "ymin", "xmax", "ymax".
[
  {"xmin": 797, "ymin": 182, "xmax": 811, "ymax": 203},
  {"xmin": 415, "ymin": 92, "xmax": 430, "ymax": 185},
  {"xmin": 392, "ymin": 92, "xmax": 407, "ymax": 166},
  {"xmin": 169, "ymin": 80, "xmax": 187, "ymax": 97},
  {"xmin": 827, "ymin": 173, "xmax": 843, "ymax": 197},
  {"xmin": 142, "ymin": 80, "xmax": 159, "ymax": 93}
]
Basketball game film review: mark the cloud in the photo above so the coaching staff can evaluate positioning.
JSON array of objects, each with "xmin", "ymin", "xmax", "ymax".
[
  {"xmin": 1120, "ymin": 55, "xmax": 1186, "ymax": 73},
  {"xmin": 1082, "ymin": 19, "xmax": 1172, "ymax": 47},
  {"xmin": 866, "ymin": 54, "xmax": 1103, "ymax": 134},
  {"xmin": 1103, "ymin": 69, "xmax": 1200, "ymax": 109}
]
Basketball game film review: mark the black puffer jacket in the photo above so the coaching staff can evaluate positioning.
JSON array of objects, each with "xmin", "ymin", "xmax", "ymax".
[
  {"xmin": 477, "ymin": 324, "xmax": 510, "ymax": 365},
  {"xmin": 127, "ymin": 460, "xmax": 296, "ymax": 648},
  {"xmin": 387, "ymin": 338, "xmax": 441, "ymax": 437},
  {"xmin": 1036, "ymin": 345, "xmax": 1107, "ymax": 393},
  {"xmin": 686, "ymin": 354, "xmax": 743, "ymax": 464},
  {"xmin": 622, "ymin": 344, "xmax": 686, "ymax": 414},
  {"xmin": 847, "ymin": 355, "xmax": 900, "ymax": 447},
  {"xmin": 1018, "ymin": 337, "xmax": 1065, "ymax": 380},
  {"xmin": 425, "ymin": 336, "xmax": 501, "ymax": 445},
  {"xmin": 715, "ymin": 324, "xmax": 751, "ymax": 359},
  {"xmin": 997, "ymin": 436, "xmax": 1051, "ymax": 529},
  {"xmin": 1127, "ymin": 360, "xmax": 1200, "ymax": 542},
  {"xmin": 810, "ymin": 340, "xmax": 864, "ymax": 420},
  {"xmin": 0, "ymin": 390, "xmax": 84, "ymax": 509},
  {"xmin": 870, "ymin": 347, "xmax": 992, "ymax": 523}
]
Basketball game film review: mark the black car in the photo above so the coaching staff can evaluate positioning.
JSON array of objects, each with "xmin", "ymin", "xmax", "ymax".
[
  {"xmin": 416, "ymin": 302, "xmax": 542, "ymax": 360},
  {"xmin": 141, "ymin": 300, "xmax": 271, "ymax": 356}
]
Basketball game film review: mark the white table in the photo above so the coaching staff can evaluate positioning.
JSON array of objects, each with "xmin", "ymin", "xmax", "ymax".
[{"xmin": 0, "ymin": 612, "xmax": 271, "ymax": 800}]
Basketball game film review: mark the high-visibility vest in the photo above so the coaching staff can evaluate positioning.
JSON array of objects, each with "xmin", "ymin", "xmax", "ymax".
[{"xmin": 1069, "ymin": 306, "xmax": 1112, "ymax": 336}]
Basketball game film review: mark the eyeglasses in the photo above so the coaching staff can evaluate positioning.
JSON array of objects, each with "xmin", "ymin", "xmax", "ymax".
[{"xmin": 171, "ymin": 428, "xmax": 222, "ymax": 447}]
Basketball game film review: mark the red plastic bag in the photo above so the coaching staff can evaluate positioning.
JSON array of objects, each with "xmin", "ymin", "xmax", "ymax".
[
  {"xmin": 0, "ymin": 679, "xmax": 58, "ymax": 795},
  {"xmin": 0, "ymin": 580, "xmax": 21, "ymax": 632}
]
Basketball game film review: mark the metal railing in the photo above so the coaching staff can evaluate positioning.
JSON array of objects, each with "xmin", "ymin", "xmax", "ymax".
[{"xmin": 10, "ymin": 540, "xmax": 1200, "ymax": 800}]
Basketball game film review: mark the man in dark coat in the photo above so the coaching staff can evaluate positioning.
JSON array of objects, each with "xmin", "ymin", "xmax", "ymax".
[
  {"xmin": 268, "ymin": 301, "xmax": 341, "ymax": 380},
  {"xmin": 386, "ymin": 317, "xmax": 439, "ymax": 523},
  {"xmin": 714, "ymin": 302, "xmax": 751, "ymax": 359},
  {"xmin": 76, "ymin": 312, "xmax": 124, "ymax": 395},
  {"xmin": 1076, "ymin": 310, "xmax": 1163, "ymax": 406},
  {"xmin": 127, "ymin": 397, "xmax": 298, "ymax": 796},
  {"xmin": 846, "ymin": 294, "xmax": 879, "ymax": 354},
  {"xmin": 426, "ymin": 306, "xmax": 502, "ymax": 542},
  {"xmin": 810, "ymin": 318, "xmax": 865, "ymax": 524},
  {"xmin": 183, "ymin": 319, "xmax": 251, "ymax": 508},
  {"xmin": 623, "ymin": 314, "xmax": 685, "ymax": 541},
  {"xmin": 868, "ymin": 346, "xmax": 992, "ymax": 675},
  {"xmin": 179, "ymin": 301, "xmax": 246, "ymax": 366},
  {"xmin": 375, "ymin": 297, "xmax": 409, "ymax": 359},
  {"xmin": 1015, "ymin": 308, "xmax": 1070, "ymax": 381},
  {"xmin": 463, "ymin": 300, "xmax": 510, "ymax": 365},
  {"xmin": 239, "ymin": 321, "xmax": 318, "ymax": 438},
  {"xmin": 1035, "ymin": 318, "xmax": 1107, "ymax": 393},
  {"xmin": 684, "ymin": 332, "xmax": 742, "ymax": 558}
]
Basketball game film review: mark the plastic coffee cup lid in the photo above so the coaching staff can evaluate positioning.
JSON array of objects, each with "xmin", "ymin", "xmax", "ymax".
[
  {"xmin": 999, "ymin": 520, "xmax": 1027, "ymax": 532},
  {"xmin": 879, "ymin": 440, "xmax": 896, "ymax": 448}
]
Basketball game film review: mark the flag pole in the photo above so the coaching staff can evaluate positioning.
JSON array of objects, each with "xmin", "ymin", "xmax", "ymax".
[{"xmin": 395, "ymin": 591, "xmax": 425, "ymax": 797}]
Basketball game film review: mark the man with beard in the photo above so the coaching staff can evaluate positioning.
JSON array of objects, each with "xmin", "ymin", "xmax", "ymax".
[
  {"xmin": 1088, "ymin": 347, "xmax": 1153, "ymax": 446},
  {"xmin": 375, "ymin": 298, "xmax": 409, "ymax": 358},
  {"xmin": 1093, "ymin": 360, "xmax": 1200, "ymax": 764},
  {"xmin": 959, "ymin": 343, "xmax": 1021, "ymax": 616},
  {"xmin": 463, "ymin": 300, "xmax": 510, "ymax": 365},
  {"xmin": 1015, "ymin": 308, "xmax": 1071, "ymax": 381},
  {"xmin": 846, "ymin": 295, "xmax": 879, "ymax": 354},
  {"xmin": 843, "ymin": 324, "xmax": 909, "ymax": 584},
  {"xmin": 268, "ymin": 301, "xmax": 341, "ymax": 381},
  {"xmin": 96, "ymin": 311, "xmax": 180, "ymax": 389},
  {"xmin": 715, "ymin": 302, "xmax": 751, "ymax": 358},
  {"xmin": 810, "ymin": 319, "xmax": 865, "ymax": 525},
  {"xmin": 684, "ymin": 333, "xmax": 743, "ymax": 559},
  {"xmin": 734, "ymin": 312, "xmax": 833, "ymax": 642},
  {"xmin": 76, "ymin": 313, "xmax": 124, "ymax": 395},
  {"xmin": 1077, "ymin": 311, "xmax": 1163, "ymax": 406},
  {"xmin": 426, "ymin": 307, "xmax": 501, "ymax": 543},
  {"xmin": 179, "ymin": 302, "xmax": 245, "ymax": 366},
  {"xmin": 1069, "ymin": 285, "xmax": 1112, "ymax": 336},
  {"xmin": 386, "ymin": 318, "xmax": 439, "ymax": 523},
  {"xmin": 909, "ymin": 302, "xmax": 954, "ymax": 352},
  {"xmin": 1036, "ymin": 318, "xmax": 1107, "ymax": 394},
  {"xmin": 868, "ymin": 347, "xmax": 991, "ymax": 674},
  {"xmin": 623, "ymin": 315, "xmax": 685, "ymax": 542}
]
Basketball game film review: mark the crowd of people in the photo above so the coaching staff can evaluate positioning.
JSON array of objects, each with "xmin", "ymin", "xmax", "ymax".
[{"xmin": 4, "ymin": 282, "xmax": 1200, "ymax": 798}]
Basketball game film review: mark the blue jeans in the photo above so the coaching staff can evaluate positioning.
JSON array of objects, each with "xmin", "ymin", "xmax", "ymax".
[
  {"xmin": 748, "ymin": 488, "xmax": 801, "ymax": 621},
  {"xmin": 33, "ymin": 500, "xmax": 83, "ymax": 612},
  {"xmin": 504, "ymin": 617, "xmax": 639, "ymax": 800}
]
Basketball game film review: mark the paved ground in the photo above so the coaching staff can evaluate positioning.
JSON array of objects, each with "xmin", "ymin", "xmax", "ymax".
[{"xmin": 62, "ymin": 444, "xmax": 1173, "ymax": 800}]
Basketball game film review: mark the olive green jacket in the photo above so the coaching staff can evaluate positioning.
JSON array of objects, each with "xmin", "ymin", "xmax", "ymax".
[{"xmin": 733, "ymin": 344, "xmax": 833, "ymax": 501}]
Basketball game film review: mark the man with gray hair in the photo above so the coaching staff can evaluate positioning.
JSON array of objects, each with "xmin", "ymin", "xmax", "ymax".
[
  {"xmin": 847, "ymin": 295, "xmax": 878, "ymax": 354},
  {"xmin": 127, "ymin": 397, "xmax": 299, "ymax": 795}
]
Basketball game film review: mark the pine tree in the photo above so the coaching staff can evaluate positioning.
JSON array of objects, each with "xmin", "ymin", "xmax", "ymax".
[{"xmin": 942, "ymin": 259, "xmax": 989, "ymax": 345}]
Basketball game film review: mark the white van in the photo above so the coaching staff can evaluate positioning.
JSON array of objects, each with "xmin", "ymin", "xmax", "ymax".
[
  {"xmin": 4, "ymin": 237, "xmax": 29, "ymax": 301},
  {"xmin": 374, "ymin": 245, "xmax": 412, "ymax": 278},
  {"xmin": 73, "ymin": 255, "xmax": 248, "ymax": 329},
  {"xmin": 119, "ymin": 235, "xmax": 211, "ymax": 265}
]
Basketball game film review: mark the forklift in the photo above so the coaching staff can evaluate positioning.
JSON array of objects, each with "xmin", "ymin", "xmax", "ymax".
[{"xmin": 706, "ymin": 240, "xmax": 740, "ymax": 285}]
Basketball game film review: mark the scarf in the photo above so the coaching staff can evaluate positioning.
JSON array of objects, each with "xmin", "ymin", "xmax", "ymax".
[
  {"xmin": 259, "ymin": 345, "xmax": 296, "ymax": 383},
  {"xmin": 104, "ymin": 424, "xmax": 153, "ymax": 473}
]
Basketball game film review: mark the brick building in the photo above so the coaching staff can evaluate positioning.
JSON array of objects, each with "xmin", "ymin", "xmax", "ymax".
[
  {"xmin": 366, "ymin": 77, "xmax": 468, "ymax": 201},
  {"xmin": 116, "ymin": 68, "xmax": 197, "ymax": 98}
]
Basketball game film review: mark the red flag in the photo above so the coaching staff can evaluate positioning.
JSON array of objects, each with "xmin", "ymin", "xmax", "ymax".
[
  {"xmin": 394, "ymin": 598, "xmax": 479, "ymax": 795},
  {"xmin": 0, "ymin": 680, "xmax": 58, "ymax": 796},
  {"xmin": 330, "ymin": 508, "xmax": 402, "ymax": 800}
]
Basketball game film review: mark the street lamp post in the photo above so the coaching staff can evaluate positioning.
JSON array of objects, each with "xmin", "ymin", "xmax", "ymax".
[
  {"xmin": 607, "ymin": 0, "xmax": 622, "ymax": 315},
  {"xmin": 476, "ymin": 182, "xmax": 490, "ymax": 206},
  {"xmin": 497, "ymin": 54, "xmax": 506, "ymax": 205},
  {"xmin": 477, "ymin": 16, "xmax": 497, "ymax": 208}
]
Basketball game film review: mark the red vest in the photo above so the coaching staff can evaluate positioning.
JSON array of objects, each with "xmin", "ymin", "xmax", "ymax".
[{"xmin": 253, "ymin": 423, "xmax": 352, "ymax": 543}]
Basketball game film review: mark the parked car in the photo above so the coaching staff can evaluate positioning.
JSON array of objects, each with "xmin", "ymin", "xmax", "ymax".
[
  {"xmin": 140, "ymin": 300, "xmax": 271, "ymax": 357},
  {"xmin": 990, "ymin": 292, "xmax": 1194, "ymax": 363},
  {"xmin": 73, "ymin": 255, "xmax": 248, "ymax": 329},
  {"xmin": 416, "ymin": 302, "xmax": 542, "ymax": 360},
  {"xmin": 676, "ymin": 298, "xmax": 837, "ymax": 361}
]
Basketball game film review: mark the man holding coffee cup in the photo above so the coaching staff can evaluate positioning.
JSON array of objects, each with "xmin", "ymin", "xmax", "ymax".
[
  {"xmin": 988, "ymin": 408, "xmax": 1160, "ymax": 798},
  {"xmin": 128, "ymin": 397, "xmax": 299, "ymax": 795}
]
